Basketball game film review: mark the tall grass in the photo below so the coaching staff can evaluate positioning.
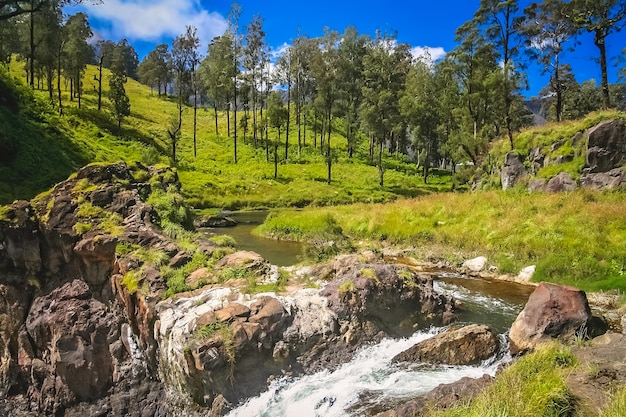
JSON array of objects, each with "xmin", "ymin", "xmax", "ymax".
[
  {"xmin": 428, "ymin": 343, "xmax": 576, "ymax": 417},
  {"xmin": 257, "ymin": 190, "xmax": 626, "ymax": 292}
]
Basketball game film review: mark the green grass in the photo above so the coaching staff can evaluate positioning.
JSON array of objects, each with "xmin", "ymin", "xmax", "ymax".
[
  {"xmin": 1, "ymin": 62, "xmax": 450, "ymax": 209},
  {"xmin": 428, "ymin": 343, "xmax": 576, "ymax": 417},
  {"xmin": 601, "ymin": 386, "xmax": 626, "ymax": 417},
  {"xmin": 257, "ymin": 190, "xmax": 626, "ymax": 292}
]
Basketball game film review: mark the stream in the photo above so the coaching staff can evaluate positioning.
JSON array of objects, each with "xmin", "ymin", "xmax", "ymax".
[
  {"xmin": 205, "ymin": 212, "xmax": 534, "ymax": 416},
  {"xmin": 225, "ymin": 272, "xmax": 533, "ymax": 417},
  {"xmin": 200, "ymin": 211, "xmax": 305, "ymax": 267}
]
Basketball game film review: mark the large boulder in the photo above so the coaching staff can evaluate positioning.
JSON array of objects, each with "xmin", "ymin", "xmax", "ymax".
[
  {"xmin": 509, "ymin": 282, "xmax": 604, "ymax": 354},
  {"xmin": 392, "ymin": 324, "xmax": 500, "ymax": 366},
  {"xmin": 585, "ymin": 119, "xmax": 626, "ymax": 174},
  {"xmin": 581, "ymin": 167, "xmax": 626, "ymax": 190},
  {"xmin": 545, "ymin": 172, "xmax": 577, "ymax": 193},
  {"xmin": 501, "ymin": 152, "xmax": 525, "ymax": 190}
]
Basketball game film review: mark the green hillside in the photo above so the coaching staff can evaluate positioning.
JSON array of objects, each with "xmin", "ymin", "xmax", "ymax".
[{"xmin": 0, "ymin": 64, "xmax": 450, "ymax": 208}]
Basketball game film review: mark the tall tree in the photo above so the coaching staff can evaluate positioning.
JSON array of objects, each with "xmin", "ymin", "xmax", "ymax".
[
  {"xmin": 137, "ymin": 44, "xmax": 171, "ymax": 96},
  {"xmin": 401, "ymin": 57, "xmax": 441, "ymax": 182},
  {"xmin": 336, "ymin": 26, "xmax": 368, "ymax": 158},
  {"xmin": 63, "ymin": 12, "xmax": 92, "ymax": 108},
  {"xmin": 450, "ymin": 23, "xmax": 502, "ymax": 163},
  {"xmin": 567, "ymin": 0, "xmax": 626, "ymax": 108},
  {"xmin": 275, "ymin": 46, "xmax": 293, "ymax": 160},
  {"xmin": 243, "ymin": 14, "xmax": 266, "ymax": 148},
  {"xmin": 473, "ymin": 0, "xmax": 525, "ymax": 148},
  {"xmin": 522, "ymin": 0, "xmax": 577, "ymax": 122},
  {"xmin": 200, "ymin": 34, "xmax": 236, "ymax": 136},
  {"xmin": 267, "ymin": 90, "xmax": 288, "ymax": 179},
  {"xmin": 108, "ymin": 66, "xmax": 130, "ymax": 134},
  {"xmin": 228, "ymin": 2, "xmax": 243, "ymax": 163},
  {"xmin": 360, "ymin": 32, "xmax": 411, "ymax": 187},
  {"xmin": 169, "ymin": 26, "xmax": 197, "ymax": 163},
  {"xmin": 291, "ymin": 34, "xmax": 317, "ymax": 153},
  {"xmin": 310, "ymin": 28, "xmax": 339, "ymax": 184},
  {"xmin": 111, "ymin": 38, "xmax": 138, "ymax": 80}
]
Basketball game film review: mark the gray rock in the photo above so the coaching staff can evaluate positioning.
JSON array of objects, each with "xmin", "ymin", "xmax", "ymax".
[
  {"xmin": 501, "ymin": 152, "xmax": 525, "ymax": 190},
  {"xmin": 585, "ymin": 119, "xmax": 626, "ymax": 173},
  {"xmin": 545, "ymin": 172, "xmax": 577, "ymax": 193}
]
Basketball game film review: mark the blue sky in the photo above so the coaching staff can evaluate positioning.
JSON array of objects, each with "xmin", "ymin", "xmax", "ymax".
[{"xmin": 69, "ymin": 0, "xmax": 626, "ymax": 97}]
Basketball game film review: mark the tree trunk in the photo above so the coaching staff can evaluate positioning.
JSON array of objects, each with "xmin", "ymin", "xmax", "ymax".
[
  {"xmin": 274, "ymin": 130, "xmax": 279, "ymax": 179},
  {"xmin": 378, "ymin": 138, "xmax": 385, "ymax": 188},
  {"xmin": 29, "ymin": 1, "xmax": 34, "ymax": 88},
  {"xmin": 233, "ymin": 78, "xmax": 238, "ymax": 164},
  {"xmin": 227, "ymin": 104, "xmax": 231, "ymax": 137},
  {"xmin": 327, "ymin": 132, "xmax": 332, "ymax": 184},
  {"xmin": 57, "ymin": 45, "xmax": 63, "ymax": 115},
  {"xmin": 285, "ymin": 83, "xmax": 291, "ymax": 161},
  {"xmin": 97, "ymin": 56, "xmax": 103, "ymax": 111},
  {"xmin": 595, "ymin": 29, "xmax": 610, "ymax": 109},
  {"xmin": 214, "ymin": 104, "xmax": 219, "ymax": 135}
]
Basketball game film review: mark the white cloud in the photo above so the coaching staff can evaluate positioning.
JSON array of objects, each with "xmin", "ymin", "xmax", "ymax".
[
  {"xmin": 73, "ymin": 0, "xmax": 228, "ymax": 51},
  {"xmin": 270, "ymin": 42, "xmax": 290, "ymax": 61},
  {"xmin": 410, "ymin": 46, "xmax": 446, "ymax": 62}
]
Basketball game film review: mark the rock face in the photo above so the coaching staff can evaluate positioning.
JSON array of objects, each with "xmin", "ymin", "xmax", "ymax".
[
  {"xmin": 0, "ymin": 162, "xmax": 457, "ymax": 416},
  {"xmin": 392, "ymin": 324, "xmax": 500, "ymax": 366},
  {"xmin": 509, "ymin": 282, "xmax": 603, "ymax": 355},
  {"xmin": 501, "ymin": 153, "xmax": 525, "ymax": 190},
  {"xmin": 377, "ymin": 374, "xmax": 493, "ymax": 417},
  {"xmin": 585, "ymin": 120, "xmax": 626, "ymax": 174},
  {"xmin": 580, "ymin": 119, "xmax": 626, "ymax": 190}
]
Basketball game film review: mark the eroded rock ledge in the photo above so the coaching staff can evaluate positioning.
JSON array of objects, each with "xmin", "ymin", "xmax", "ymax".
[{"xmin": 0, "ymin": 162, "xmax": 456, "ymax": 416}]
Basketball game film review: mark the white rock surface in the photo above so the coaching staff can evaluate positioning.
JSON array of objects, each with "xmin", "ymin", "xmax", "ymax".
[{"xmin": 462, "ymin": 256, "xmax": 488, "ymax": 273}]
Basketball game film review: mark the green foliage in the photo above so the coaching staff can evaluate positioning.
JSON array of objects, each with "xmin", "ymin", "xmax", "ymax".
[
  {"xmin": 258, "ymin": 190, "xmax": 626, "ymax": 292},
  {"xmin": 73, "ymin": 222, "xmax": 92, "ymax": 234},
  {"xmin": 162, "ymin": 251, "xmax": 210, "ymax": 297},
  {"xmin": 338, "ymin": 279, "xmax": 356, "ymax": 294},
  {"xmin": 601, "ymin": 386, "xmax": 626, "ymax": 417},
  {"xmin": 429, "ymin": 343, "xmax": 576, "ymax": 417},
  {"xmin": 121, "ymin": 269, "xmax": 142, "ymax": 295},
  {"xmin": 209, "ymin": 234, "xmax": 237, "ymax": 247},
  {"xmin": 75, "ymin": 200, "xmax": 124, "ymax": 236}
]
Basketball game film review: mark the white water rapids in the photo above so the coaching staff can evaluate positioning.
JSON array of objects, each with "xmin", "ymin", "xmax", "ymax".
[{"xmin": 225, "ymin": 278, "xmax": 522, "ymax": 417}]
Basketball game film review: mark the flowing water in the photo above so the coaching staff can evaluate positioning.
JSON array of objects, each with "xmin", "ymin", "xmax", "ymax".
[
  {"xmin": 226, "ymin": 273, "xmax": 531, "ymax": 417},
  {"xmin": 200, "ymin": 211, "xmax": 305, "ymax": 267},
  {"xmin": 203, "ymin": 212, "xmax": 533, "ymax": 415}
]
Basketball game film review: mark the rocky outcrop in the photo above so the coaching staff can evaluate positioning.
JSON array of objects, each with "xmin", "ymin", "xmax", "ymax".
[
  {"xmin": 155, "ymin": 260, "xmax": 456, "ymax": 409},
  {"xmin": 0, "ymin": 162, "xmax": 209, "ymax": 416},
  {"xmin": 392, "ymin": 324, "xmax": 500, "ymax": 366},
  {"xmin": 501, "ymin": 153, "xmax": 525, "ymax": 190},
  {"xmin": 584, "ymin": 120, "xmax": 626, "ymax": 174},
  {"xmin": 377, "ymin": 374, "xmax": 493, "ymax": 417},
  {"xmin": 0, "ymin": 162, "xmax": 459, "ymax": 415},
  {"xmin": 579, "ymin": 119, "xmax": 626, "ymax": 190},
  {"xmin": 509, "ymin": 283, "xmax": 607, "ymax": 355}
]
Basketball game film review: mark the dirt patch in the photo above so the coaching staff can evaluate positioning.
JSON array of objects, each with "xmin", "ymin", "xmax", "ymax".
[{"xmin": 567, "ymin": 333, "xmax": 626, "ymax": 416}]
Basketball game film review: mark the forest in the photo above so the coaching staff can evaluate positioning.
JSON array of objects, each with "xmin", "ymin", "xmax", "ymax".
[{"xmin": 1, "ymin": 0, "xmax": 625, "ymax": 188}]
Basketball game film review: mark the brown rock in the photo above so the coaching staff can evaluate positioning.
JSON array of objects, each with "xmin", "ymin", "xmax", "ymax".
[
  {"xmin": 392, "ymin": 324, "xmax": 499, "ymax": 366},
  {"xmin": 215, "ymin": 303, "xmax": 251, "ymax": 323},
  {"xmin": 249, "ymin": 296, "xmax": 288, "ymax": 338},
  {"xmin": 218, "ymin": 251, "xmax": 265, "ymax": 269},
  {"xmin": 509, "ymin": 282, "xmax": 595, "ymax": 355},
  {"xmin": 545, "ymin": 172, "xmax": 577, "ymax": 193}
]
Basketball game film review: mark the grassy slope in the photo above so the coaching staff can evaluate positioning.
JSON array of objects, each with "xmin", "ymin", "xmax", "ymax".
[
  {"xmin": 0, "ymin": 63, "xmax": 450, "ymax": 207},
  {"xmin": 258, "ymin": 182, "xmax": 626, "ymax": 292}
]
